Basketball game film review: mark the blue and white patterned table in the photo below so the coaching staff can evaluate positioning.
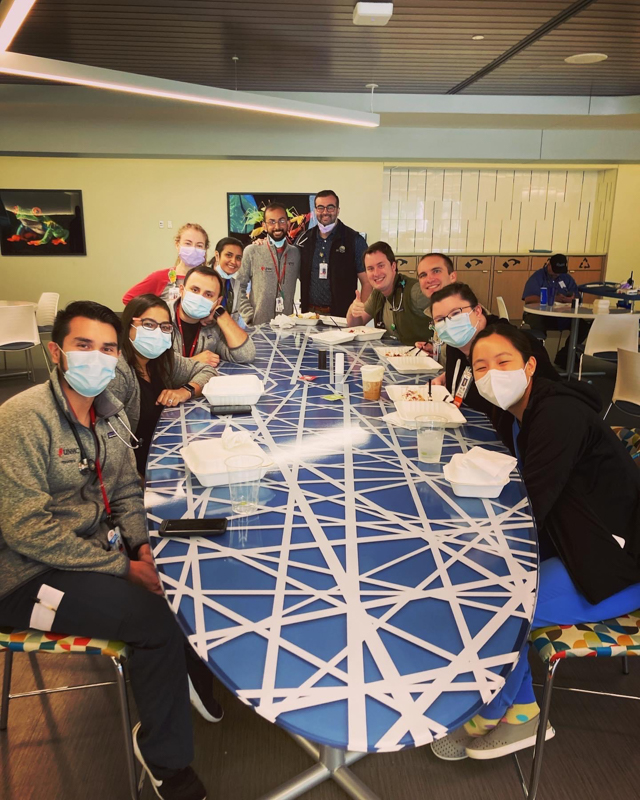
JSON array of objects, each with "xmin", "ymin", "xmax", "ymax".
[{"xmin": 146, "ymin": 325, "xmax": 538, "ymax": 800}]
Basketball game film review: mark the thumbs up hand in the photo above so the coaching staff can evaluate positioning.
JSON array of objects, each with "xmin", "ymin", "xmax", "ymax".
[{"xmin": 351, "ymin": 288, "xmax": 366, "ymax": 319}]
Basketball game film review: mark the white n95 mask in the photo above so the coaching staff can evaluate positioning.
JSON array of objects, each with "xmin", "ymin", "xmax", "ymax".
[{"xmin": 475, "ymin": 368, "xmax": 530, "ymax": 411}]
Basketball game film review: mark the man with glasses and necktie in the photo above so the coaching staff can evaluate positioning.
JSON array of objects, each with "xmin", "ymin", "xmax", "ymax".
[{"xmin": 299, "ymin": 190, "xmax": 370, "ymax": 317}]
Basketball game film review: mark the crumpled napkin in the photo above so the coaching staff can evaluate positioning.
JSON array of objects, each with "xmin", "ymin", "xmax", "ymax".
[
  {"xmin": 270, "ymin": 314, "xmax": 296, "ymax": 329},
  {"xmin": 444, "ymin": 446, "xmax": 517, "ymax": 486},
  {"xmin": 221, "ymin": 429, "xmax": 252, "ymax": 450}
]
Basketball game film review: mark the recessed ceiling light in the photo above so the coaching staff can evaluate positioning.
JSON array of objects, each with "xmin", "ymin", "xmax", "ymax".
[
  {"xmin": 564, "ymin": 52, "xmax": 608, "ymax": 64},
  {"xmin": 472, "ymin": 35, "xmax": 485, "ymax": 41}
]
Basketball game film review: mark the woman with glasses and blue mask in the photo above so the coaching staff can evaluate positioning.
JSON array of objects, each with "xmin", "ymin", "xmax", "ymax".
[
  {"xmin": 427, "ymin": 282, "xmax": 558, "ymax": 420},
  {"xmin": 110, "ymin": 294, "xmax": 217, "ymax": 474}
]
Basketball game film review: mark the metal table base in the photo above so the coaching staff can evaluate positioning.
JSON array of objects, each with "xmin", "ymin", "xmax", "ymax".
[{"xmin": 257, "ymin": 734, "xmax": 381, "ymax": 800}]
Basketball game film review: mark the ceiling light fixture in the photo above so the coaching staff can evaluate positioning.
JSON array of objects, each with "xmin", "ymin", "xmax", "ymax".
[
  {"xmin": 472, "ymin": 35, "xmax": 485, "ymax": 40},
  {"xmin": 0, "ymin": 51, "xmax": 380, "ymax": 128},
  {"xmin": 564, "ymin": 52, "xmax": 608, "ymax": 64},
  {"xmin": 0, "ymin": 0, "xmax": 37, "ymax": 53},
  {"xmin": 353, "ymin": 2, "xmax": 393, "ymax": 26}
]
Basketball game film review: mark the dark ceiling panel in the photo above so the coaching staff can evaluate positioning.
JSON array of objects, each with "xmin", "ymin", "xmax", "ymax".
[{"xmin": 2, "ymin": 0, "xmax": 638, "ymax": 95}]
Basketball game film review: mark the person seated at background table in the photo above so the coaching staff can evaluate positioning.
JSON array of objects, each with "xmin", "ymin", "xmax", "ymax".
[
  {"xmin": 171, "ymin": 265, "xmax": 255, "ymax": 368},
  {"xmin": 522, "ymin": 253, "xmax": 589, "ymax": 368},
  {"xmin": 122, "ymin": 222, "xmax": 210, "ymax": 306},
  {"xmin": 0, "ymin": 300, "xmax": 218, "ymax": 800},
  {"xmin": 431, "ymin": 324, "xmax": 640, "ymax": 762},
  {"xmin": 425, "ymin": 283, "xmax": 558, "ymax": 420},
  {"xmin": 110, "ymin": 294, "xmax": 217, "ymax": 474},
  {"xmin": 416, "ymin": 252, "xmax": 458, "ymax": 300},
  {"xmin": 237, "ymin": 202, "xmax": 301, "ymax": 325},
  {"xmin": 208, "ymin": 236, "xmax": 244, "ymax": 314},
  {"xmin": 298, "ymin": 189, "xmax": 370, "ymax": 317},
  {"xmin": 345, "ymin": 241, "xmax": 431, "ymax": 345}
]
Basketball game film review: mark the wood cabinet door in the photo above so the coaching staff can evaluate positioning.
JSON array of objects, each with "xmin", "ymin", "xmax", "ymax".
[
  {"xmin": 495, "ymin": 256, "xmax": 530, "ymax": 271},
  {"xmin": 491, "ymin": 271, "xmax": 531, "ymax": 320},
  {"xmin": 397, "ymin": 255, "xmax": 418, "ymax": 278},
  {"xmin": 530, "ymin": 256, "xmax": 551, "ymax": 272},
  {"xmin": 455, "ymin": 255, "xmax": 493, "ymax": 273},
  {"xmin": 461, "ymin": 270, "xmax": 492, "ymax": 310},
  {"xmin": 568, "ymin": 256, "xmax": 604, "ymax": 273}
]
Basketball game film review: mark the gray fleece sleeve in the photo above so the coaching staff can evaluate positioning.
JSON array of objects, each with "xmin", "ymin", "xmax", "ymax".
[
  {"xmin": 213, "ymin": 334, "xmax": 256, "ymax": 365},
  {"xmin": 0, "ymin": 409, "xmax": 128, "ymax": 576},
  {"xmin": 237, "ymin": 250, "xmax": 255, "ymax": 325},
  {"xmin": 108, "ymin": 361, "xmax": 140, "ymax": 432},
  {"xmin": 106, "ymin": 415, "xmax": 148, "ymax": 549},
  {"xmin": 172, "ymin": 353, "xmax": 217, "ymax": 388}
]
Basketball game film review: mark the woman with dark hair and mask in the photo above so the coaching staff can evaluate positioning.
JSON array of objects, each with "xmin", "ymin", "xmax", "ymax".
[
  {"xmin": 109, "ymin": 293, "xmax": 217, "ymax": 473},
  {"xmin": 431, "ymin": 323, "xmax": 640, "ymax": 762}
]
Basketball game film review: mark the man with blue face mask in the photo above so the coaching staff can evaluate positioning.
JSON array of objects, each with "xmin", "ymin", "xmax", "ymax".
[
  {"xmin": 237, "ymin": 202, "xmax": 301, "ymax": 325},
  {"xmin": 0, "ymin": 301, "xmax": 209, "ymax": 800},
  {"xmin": 173, "ymin": 265, "xmax": 255, "ymax": 367},
  {"xmin": 430, "ymin": 283, "xmax": 558, "ymax": 420}
]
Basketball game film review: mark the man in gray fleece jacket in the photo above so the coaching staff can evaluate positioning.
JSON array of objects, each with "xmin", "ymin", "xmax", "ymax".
[
  {"xmin": 0, "ymin": 301, "xmax": 208, "ymax": 800},
  {"xmin": 237, "ymin": 202, "xmax": 301, "ymax": 325}
]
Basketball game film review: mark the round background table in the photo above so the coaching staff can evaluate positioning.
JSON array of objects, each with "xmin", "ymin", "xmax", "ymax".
[
  {"xmin": 578, "ymin": 282, "xmax": 639, "ymax": 306},
  {"xmin": 146, "ymin": 325, "xmax": 538, "ymax": 799},
  {"xmin": 523, "ymin": 302, "xmax": 637, "ymax": 377}
]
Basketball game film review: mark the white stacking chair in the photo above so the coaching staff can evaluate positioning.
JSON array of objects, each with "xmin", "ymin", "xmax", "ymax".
[
  {"xmin": 496, "ymin": 295, "xmax": 510, "ymax": 321},
  {"xmin": 578, "ymin": 314, "xmax": 639, "ymax": 381},
  {"xmin": 0, "ymin": 305, "xmax": 41, "ymax": 383},
  {"xmin": 604, "ymin": 348, "xmax": 640, "ymax": 420},
  {"xmin": 35, "ymin": 292, "xmax": 60, "ymax": 371}
]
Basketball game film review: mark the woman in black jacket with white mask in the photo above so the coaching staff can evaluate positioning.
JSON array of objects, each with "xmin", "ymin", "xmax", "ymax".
[{"xmin": 431, "ymin": 323, "xmax": 640, "ymax": 763}]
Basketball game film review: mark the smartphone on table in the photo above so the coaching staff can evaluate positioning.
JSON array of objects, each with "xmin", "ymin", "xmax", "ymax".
[{"xmin": 158, "ymin": 518, "xmax": 228, "ymax": 537}]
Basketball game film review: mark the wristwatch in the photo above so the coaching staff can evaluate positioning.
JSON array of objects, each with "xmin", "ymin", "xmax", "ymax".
[
  {"xmin": 181, "ymin": 383, "xmax": 196, "ymax": 399},
  {"xmin": 212, "ymin": 305, "xmax": 226, "ymax": 320}
]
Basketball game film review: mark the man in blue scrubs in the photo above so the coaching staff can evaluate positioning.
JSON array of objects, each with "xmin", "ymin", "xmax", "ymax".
[{"xmin": 522, "ymin": 253, "xmax": 589, "ymax": 368}]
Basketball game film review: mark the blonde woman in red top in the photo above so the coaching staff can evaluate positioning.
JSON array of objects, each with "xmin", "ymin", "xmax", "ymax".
[{"xmin": 122, "ymin": 222, "xmax": 210, "ymax": 305}]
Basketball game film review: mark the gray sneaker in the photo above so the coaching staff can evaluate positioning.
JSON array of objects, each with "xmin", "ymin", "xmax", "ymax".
[
  {"xmin": 465, "ymin": 716, "xmax": 555, "ymax": 760},
  {"xmin": 430, "ymin": 726, "xmax": 477, "ymax": 761}
]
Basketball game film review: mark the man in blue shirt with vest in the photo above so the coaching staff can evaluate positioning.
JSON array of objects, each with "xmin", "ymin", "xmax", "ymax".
[
  {"xmin": 522, "ymin": 253, "xmax": 589, "ymax": 368},
  {"xmin": 299, "ymin": 190, "xmax": 370, "ymax": 317}
]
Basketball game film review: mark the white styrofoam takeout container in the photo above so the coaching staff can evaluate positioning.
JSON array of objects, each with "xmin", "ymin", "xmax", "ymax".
[
  {"xmin": 181, "ymin": 437, "xmax": 274, "ymax": 487},
  {"xmin": 442, "ymin": 461, "xmax": 509, "ymax": 498},
  {"xmin": 202, "ymin": 375, "xmax": 264, "ymax": 407}
]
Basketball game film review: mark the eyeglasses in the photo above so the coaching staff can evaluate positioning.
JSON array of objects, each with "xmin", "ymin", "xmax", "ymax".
[
  {"xmin": 265, "ymin": 218, "xmax": 288, "ymax": 227},
  {"xmin": 315, "ymin": 204, "xmax": 337, "ymax": 213},
  {"xmin": 433, "ymin": 305, "xmax": 473, "ymax": 324},
  {"xmin": 132, "ymin": 317, "xmax": 174, "ymax": 334}
]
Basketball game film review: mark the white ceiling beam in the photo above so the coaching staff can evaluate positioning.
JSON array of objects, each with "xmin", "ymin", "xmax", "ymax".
[
  {"xmin": 0, "ymin": 51, "xmax": 380, "ymax": 128},
  {"xmin": 0, "ymin": 0, "xmax": 36, "ymax": 53}
]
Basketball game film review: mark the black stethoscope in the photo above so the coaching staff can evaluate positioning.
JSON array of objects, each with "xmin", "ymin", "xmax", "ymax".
[{"xmin": 49, "ymin": 382, "xmax": 140, "ymax": 475}]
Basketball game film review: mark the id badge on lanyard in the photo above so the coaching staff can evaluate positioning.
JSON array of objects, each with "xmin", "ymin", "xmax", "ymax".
[
  {"xmin": 90, "ymin": 408, "xmax": 124, "ymax": 553},
  {"xmin": 319, "ymin": 262, "xmax": 328, "ymax": 280},
  {"xmin": 270, "ymin": 246, "xmax": 287, "ymax": 315},
  {"xmin": 275, "ymin": 295, "xmax": 284, "ymax": 314}
]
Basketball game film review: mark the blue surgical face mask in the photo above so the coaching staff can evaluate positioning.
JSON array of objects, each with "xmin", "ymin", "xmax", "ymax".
[
  {"xmin": 214, "ymin": 264, "xmax": 235, "ymax": 281},
  {"xmin": 269, "ymin": 234, "xmax": 286, "ymax": 248},
  {"xmin": 181, "ymin": 289, "xmax": 214, "ymax": 320},
  {"xmin": 130, "ymin": 325, "xmax": 172, "ymax": 360},
  {"xmin": 434, "ymin": 311, "xmax": 478, "ymax": 348},
  {"xmin": 62, "ymin": 349, "xmax": 118, "ymax": 398}
]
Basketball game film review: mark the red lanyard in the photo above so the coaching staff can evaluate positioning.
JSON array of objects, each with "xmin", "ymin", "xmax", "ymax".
[
  {"xmin": 176, "ymin": 302, "xmax": 199, "ymax": 357},
  {"xmin": 90, "ymin": 407, "xmax": 112, "ymax": 521},
  {"xmin": 268, "ymin": 244, "xmax": 287, "ymax": 296}
]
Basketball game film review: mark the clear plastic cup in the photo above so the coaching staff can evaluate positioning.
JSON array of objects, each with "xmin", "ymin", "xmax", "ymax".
[
  {"xmin": 225, "ymin": 455, "xmax": 264, "ymax": 515},
  {"xmin": 361, "ymin": 364, "xmax": 385, "ymax": 400},
  {"xmin": 415, "ymin": 415, "xmax": 446, "ymax": 464}
]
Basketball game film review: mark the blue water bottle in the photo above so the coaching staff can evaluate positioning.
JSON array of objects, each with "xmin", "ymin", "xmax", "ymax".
[{"xmin": 540, "ymin": 286, "xmax": 548, "ymax": 308}]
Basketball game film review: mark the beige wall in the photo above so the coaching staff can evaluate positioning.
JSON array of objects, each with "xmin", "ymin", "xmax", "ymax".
[
  {"xmin": 605, "ymin": 164, "xmax": 640, "ymax": 284},
  {"xmin": 0, "ymin": 157, "xmax": 384, "ymax": 309},
  {"xmin": 2, "ymin": 155, "xmax": 640, "ymax": 308}
]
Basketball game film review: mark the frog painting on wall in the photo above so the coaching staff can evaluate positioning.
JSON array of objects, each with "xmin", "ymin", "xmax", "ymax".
[{"xmin": 0, "ymin": 189, "xmax": 86, "ymax": 256}]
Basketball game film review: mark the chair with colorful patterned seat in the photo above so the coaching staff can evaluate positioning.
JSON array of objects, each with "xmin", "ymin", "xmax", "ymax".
[
  {"xmin": 513, "ymin": 611, "xmax": 640, "ymax": 800},
  {"xmin": 0, "ymin": 627, "xmax": 139, "ymax": 799}
]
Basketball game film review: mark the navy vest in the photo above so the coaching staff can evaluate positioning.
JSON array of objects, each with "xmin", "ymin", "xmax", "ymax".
[{"xmin": 299, "ymin": 220, "xmax": 359, "ymax": 317}]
